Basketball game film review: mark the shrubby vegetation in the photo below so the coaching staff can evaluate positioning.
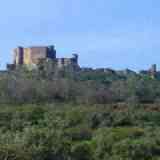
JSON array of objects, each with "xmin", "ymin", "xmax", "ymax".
[
  {"xmin": 0, "ymin": 104, "xmax": 159, "ymax": 159},
  {"xmin": 0, "ymin": 65, "xmax": 160, "ymax": 104},
  {"xmin": 0, "ymin": 65, "xmax": 160, "ymax": 159}
]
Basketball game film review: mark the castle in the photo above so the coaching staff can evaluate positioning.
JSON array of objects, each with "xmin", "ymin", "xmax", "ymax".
[
  {"xmin": 8, "ymin": 45, "xmax": 79, "ymax": 70},
  {"xmin": 6, "ymin": 46, "xmax": 159, "ymax": 79}
]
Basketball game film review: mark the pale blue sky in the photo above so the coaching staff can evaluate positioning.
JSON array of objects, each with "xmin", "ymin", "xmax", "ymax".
[{"xmin": 0, "ymin": 0, "xmax": 160, "ymax": 70}]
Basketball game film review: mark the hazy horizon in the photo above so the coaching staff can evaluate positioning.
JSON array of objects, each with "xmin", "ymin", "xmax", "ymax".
[{"xmin": 0, "ymin": 0, "xmax": 160, "ymax": 71}]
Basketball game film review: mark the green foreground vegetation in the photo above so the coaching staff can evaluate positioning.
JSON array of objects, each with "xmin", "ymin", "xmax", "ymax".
[
  {"xmin": 0, "ymin": 66, "xmax": 160, "ymax": 159},
  {"xmin": 0, "ymin": 103, "xmax": 160, "ymax": 160}
]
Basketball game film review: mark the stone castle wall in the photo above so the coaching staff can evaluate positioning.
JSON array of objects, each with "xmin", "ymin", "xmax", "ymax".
[
  {"xmin": 12, "ymin": 45, "xmax": 79, "ymax": 70},
  {"xmin": 23, "ymin": 47, "xmax": 48, "ymax": 65},
  {"xmin": 13, "ymin": 46, "xmax": 56, "ymax": 66}
]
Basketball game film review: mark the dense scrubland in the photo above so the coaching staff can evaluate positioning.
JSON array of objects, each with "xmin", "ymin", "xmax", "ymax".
[
  {"xmin": 1, "ymin": 65, "xmax": 160, "ymax": 104},
  {"xmin": 0, "ymin": 65, "xmax": 160, "ymax": 159},
  {"xmin": 0, "ymin": 104, "xmax": 160, "ymax": 160}
]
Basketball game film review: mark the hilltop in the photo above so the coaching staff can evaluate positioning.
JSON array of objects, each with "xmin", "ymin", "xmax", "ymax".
[
  {"xmin": 0, "ymin": 59, "xmax": 160, "ymax": 104},
  {"xmin": 0, "ymin": 46, "xmax": 160, "ymax": 159},
  {"xmin": 0, "ymin": 45, "xmax": 159, "ymax": 104}
]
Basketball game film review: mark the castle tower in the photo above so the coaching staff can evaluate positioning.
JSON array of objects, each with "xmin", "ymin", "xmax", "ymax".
[
  {"xmin": 47, "ymin": 45, "xmax": 56, "ymax": 59},
  {"xmin": 151, "ymin": 64, "xmax": 157, "ymax": 73},
  {"xmin": 72, "ymin": 54, "xmax": 78, "ymax": 64},
  {"xmin": 13, "ymin": 45, "xmax": 57, "ymax": 66},
  {"xmin": 13, "ymin": 46, "xmax": 24, "ymax": 65},
  {"xmin": 149, "ymin": 64, "xmax": 157, "ymax": 78}
]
